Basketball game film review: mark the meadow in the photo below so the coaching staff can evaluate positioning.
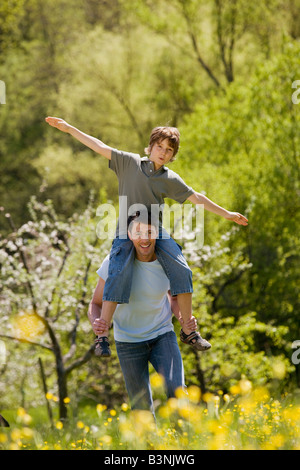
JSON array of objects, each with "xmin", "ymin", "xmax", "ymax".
[
  {"xmin": 1, "ymin": 1, "xmax": 300, "ymax": 452},
  {"xmin": 1, "ymin": 375, "xmax": 300, "ymax": 451}
]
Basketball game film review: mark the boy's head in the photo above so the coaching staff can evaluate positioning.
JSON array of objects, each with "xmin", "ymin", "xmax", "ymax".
[{"xmin": 145, "ymin": 126, "xmax": 180, "ymax": 163}]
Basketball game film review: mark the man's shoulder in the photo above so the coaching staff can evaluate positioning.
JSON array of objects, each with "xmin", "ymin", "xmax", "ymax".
[{"xmin": 96, "ymin": 254, "xmax": 110, "ymax": 280}]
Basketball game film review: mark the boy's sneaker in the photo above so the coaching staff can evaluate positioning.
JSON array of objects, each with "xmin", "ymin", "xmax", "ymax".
[
  {"xmin": 180, "ymin": 329, "xmax": 211, "ymax": 351},
  {"xmin": 94, "ymin": 336, "xmax": 111, "ymax": 357}
]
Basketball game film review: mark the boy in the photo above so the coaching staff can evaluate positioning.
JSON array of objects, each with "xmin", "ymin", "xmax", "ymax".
[{"xmin": 45, "ymin": 117, "xmax": 248, "ymax": 356}]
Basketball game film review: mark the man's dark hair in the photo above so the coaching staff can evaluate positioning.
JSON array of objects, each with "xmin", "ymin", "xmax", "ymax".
[{"xmin": 127, "ymin": 210, "xmax": 159, "ymax": 233}]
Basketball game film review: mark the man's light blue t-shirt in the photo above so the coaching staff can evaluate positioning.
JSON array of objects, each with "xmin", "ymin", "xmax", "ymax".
[{"xmin": 97, "ymin": 255, "xmax": 174, "ymax": 342}]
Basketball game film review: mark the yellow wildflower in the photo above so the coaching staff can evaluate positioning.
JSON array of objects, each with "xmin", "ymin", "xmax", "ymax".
[
  {"xmin": 0, "ymin": 433, "xmax": 8, "ymax": 443},
  {"xmin": 187, "ymin": 385, "xmax": 201, "ymax": 403},
  {"xmin": 150, "ymin": 372, "xmax": 164, "ymax": 389},
  {"xmin": 121, "ymin": 403, "xmax": 129, "ymax": 412}
]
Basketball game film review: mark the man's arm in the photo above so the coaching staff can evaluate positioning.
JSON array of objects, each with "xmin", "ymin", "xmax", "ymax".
[
  {"xmin": 45, "ymin": 117, "xmax": 112, "ymax": 160},
  {"xmin": 88, "ymin": 277, "xmax": 107, "ymax": 335},
  {"xmin": 187, "ymin": 192, "xmax": 248, "ymax": 226},
  {"xmin": 168, "ymin": 292, "xmax": 181, "ymax": 320}
]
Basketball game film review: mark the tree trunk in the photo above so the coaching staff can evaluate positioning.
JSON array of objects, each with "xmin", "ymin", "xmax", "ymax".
[
  {"xmin": 192, "ymin": 349, "xmax": 207, "ymax": 395},
  {"xmin": 55, "ymin": 353, "xmax": 68, "ymax": 420},
  {"xmin": 38, "ymin": 357, "xmax": 54, "ymax": 427}
]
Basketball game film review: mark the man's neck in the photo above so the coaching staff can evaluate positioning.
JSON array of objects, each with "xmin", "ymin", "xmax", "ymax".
[{"xmin": 135, "ymin": 252, "xmax": 157, "ymax": 262}]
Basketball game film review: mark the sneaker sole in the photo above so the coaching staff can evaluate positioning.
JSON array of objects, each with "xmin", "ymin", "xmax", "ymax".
[{"xmin": 95, "ymin": 349, "xmax": 111, "ymax": 357}]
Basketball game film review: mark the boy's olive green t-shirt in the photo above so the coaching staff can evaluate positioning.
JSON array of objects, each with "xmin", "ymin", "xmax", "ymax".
[{"xmin": 109, "ymin": 149, "xmax": 195, "ymax": 236}]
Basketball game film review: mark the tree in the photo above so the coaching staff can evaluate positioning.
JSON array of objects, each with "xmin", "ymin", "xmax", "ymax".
[
  {"xmin": 121, "ymin": 0, "xmax": 285, "ymax": 87},
  {"xmin": 0, "ymin": 0, "xmax": 90, "ymax": 233},
  {"xmin": 0, "ymin": 0, "xmax": 25, "ymax": 60},
  {"xmin": 178, "ymin": 223, "xmax": 292, "ymax": 394},
  {"xmin": 171, "ymin": 40, "xmax": 300, "ymax": 386},
  {"xmin": 0, "ymin": 196, "xmax": 110, "ymax": 419}
]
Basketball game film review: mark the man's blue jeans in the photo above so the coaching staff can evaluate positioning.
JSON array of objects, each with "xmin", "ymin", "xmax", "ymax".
[{"xmin": 115, "ymin": 331, "xmax": 185, "ymax": 414}]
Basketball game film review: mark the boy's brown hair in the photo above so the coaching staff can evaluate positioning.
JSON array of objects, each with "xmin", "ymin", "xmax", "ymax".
[{"xmin": 144, "ymin": 126, "xmax": 180, "ymax": 162}]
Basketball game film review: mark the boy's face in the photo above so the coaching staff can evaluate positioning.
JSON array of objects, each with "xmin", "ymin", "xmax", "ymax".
[{"xmin": 149, "ymin": 139, "xmax": 174, "ymax": 169}]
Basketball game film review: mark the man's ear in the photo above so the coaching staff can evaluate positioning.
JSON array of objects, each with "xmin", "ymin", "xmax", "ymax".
[
  {"xmin": 152, "ymin": 227, "xmax": 159, "ymax": 240},
  {"xmin": 128, "ymin": 230, "xmax": 133, "ymax": 241}
]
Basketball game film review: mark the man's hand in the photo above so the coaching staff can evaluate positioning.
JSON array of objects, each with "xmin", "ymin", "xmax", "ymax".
[
  {"xmin": 45, "ymin": 116, "xmax": 71, "ymax": 133},
  {"xmin": 178, "ymin": 315, "xmax": 198, "ymax": 331},
  {"xmin": 225, "ymin": 211, "xmax": 248, "ymax": 226},
  {"xmin": 92, "ymin": 318, "xmax": 109, "ymax": 335}
]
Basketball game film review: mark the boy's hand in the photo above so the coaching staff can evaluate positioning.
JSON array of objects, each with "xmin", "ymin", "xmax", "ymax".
[
  {"xmin": 92, "ymin": 318, "xmax": 109, "ymax": 335},
  {"xmin": 225, "ymin": 211, "xmax": 248, "ymax": 226},
  {"xmin": 45, "ymin": 116, "xmax": 71, "ymax": 133}
]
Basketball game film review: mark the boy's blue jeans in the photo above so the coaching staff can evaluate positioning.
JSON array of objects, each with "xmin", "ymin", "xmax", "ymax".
[
  {"xmin": 115, "ymin": 331, "xmax": 185, "ymax": 413},
  {"xmin": 102, "ymin": 233, "xmax": 193, "ymax": 303}
]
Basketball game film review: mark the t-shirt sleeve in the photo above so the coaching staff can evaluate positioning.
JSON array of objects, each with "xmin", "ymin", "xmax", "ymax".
[
  {"xmin": 109, "ymin": 148, "xmax": 141, "ymax": 178},
  {"xmin": 96, "ymin": 255, "xmax": 110, "ymax": 281},
  {"xmin": 165, "ymin": 170, "xmax": 195, "ymax": 204}
]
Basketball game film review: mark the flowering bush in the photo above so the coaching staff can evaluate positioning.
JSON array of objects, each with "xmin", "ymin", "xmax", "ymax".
[{"xmin": 0, "ymin": 196, "xmax": 110, "ymax": 418}]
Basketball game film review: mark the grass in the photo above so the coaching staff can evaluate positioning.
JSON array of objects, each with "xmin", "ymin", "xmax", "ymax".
[{"xmin": 1, "ymin": 377, "xmax": 300, "ymax": 450}]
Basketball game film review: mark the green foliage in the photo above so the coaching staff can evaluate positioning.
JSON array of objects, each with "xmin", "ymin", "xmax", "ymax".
[
  {"xmin": 33, "ymin": 145, "xmax": 117, "ymax": 213},
  {"xmin": 0, "ymin": 197, "xmax": 124, "ymax": 415},
  {"xmin": 1, "ymin": 0, "xmax": 300, "ymax": 421},
  {"xmin": 0, "ymin": 0, "xmax": 26, "ymax": 56},
  {"xmin": 178, "ymin": 225, "xmax": 293, "ymax": 395},
  {"xmin": 174, "ymin": 42, "xmax": 300, "ymax": 345}
]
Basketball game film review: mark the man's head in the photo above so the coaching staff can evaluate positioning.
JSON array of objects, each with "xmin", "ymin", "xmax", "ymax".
[
  {"xmin": 145, "ymin": 126, "xmax": 180, "ymax": 166},
  {"xmin": 127, "ymin": 211, "xmax": 159, "ymax": 262}
]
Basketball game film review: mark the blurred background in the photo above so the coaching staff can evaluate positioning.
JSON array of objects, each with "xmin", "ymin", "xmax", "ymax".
[{"xmin": 0, "ymin": 0, "xmax": 299, "ymax": 421}]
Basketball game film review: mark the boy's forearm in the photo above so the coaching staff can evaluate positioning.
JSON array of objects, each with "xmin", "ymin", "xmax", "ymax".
[
  {"xmin": 188, "ymin": 192, "xmax": 229, "ymax": 218},
  {"xmin": 68, "ymin": 126, "xmax": 112, "ymax": 159}
]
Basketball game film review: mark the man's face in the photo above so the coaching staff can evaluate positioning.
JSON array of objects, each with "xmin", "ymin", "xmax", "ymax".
[
  {"xmin": 128, "ymin": 221, "xmax": 158, "ymax": 261},
  {"xmin": 150, "ymin": 139, "xmax": 174, "ymax": 169}
]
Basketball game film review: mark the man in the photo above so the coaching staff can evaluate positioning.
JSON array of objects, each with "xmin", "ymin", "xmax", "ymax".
[{"xmin": 88, "ymin": 211, "xmax": 197, "ymax": 413}]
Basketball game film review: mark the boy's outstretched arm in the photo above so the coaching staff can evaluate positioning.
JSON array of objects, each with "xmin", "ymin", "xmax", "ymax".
[
  {"xmin": 45, "ymin": 117, "xmax": 112, "ymax": 160},
  {"xmin": 187, "ymin": 192, "xmax": 248, "ymax": 226}
]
